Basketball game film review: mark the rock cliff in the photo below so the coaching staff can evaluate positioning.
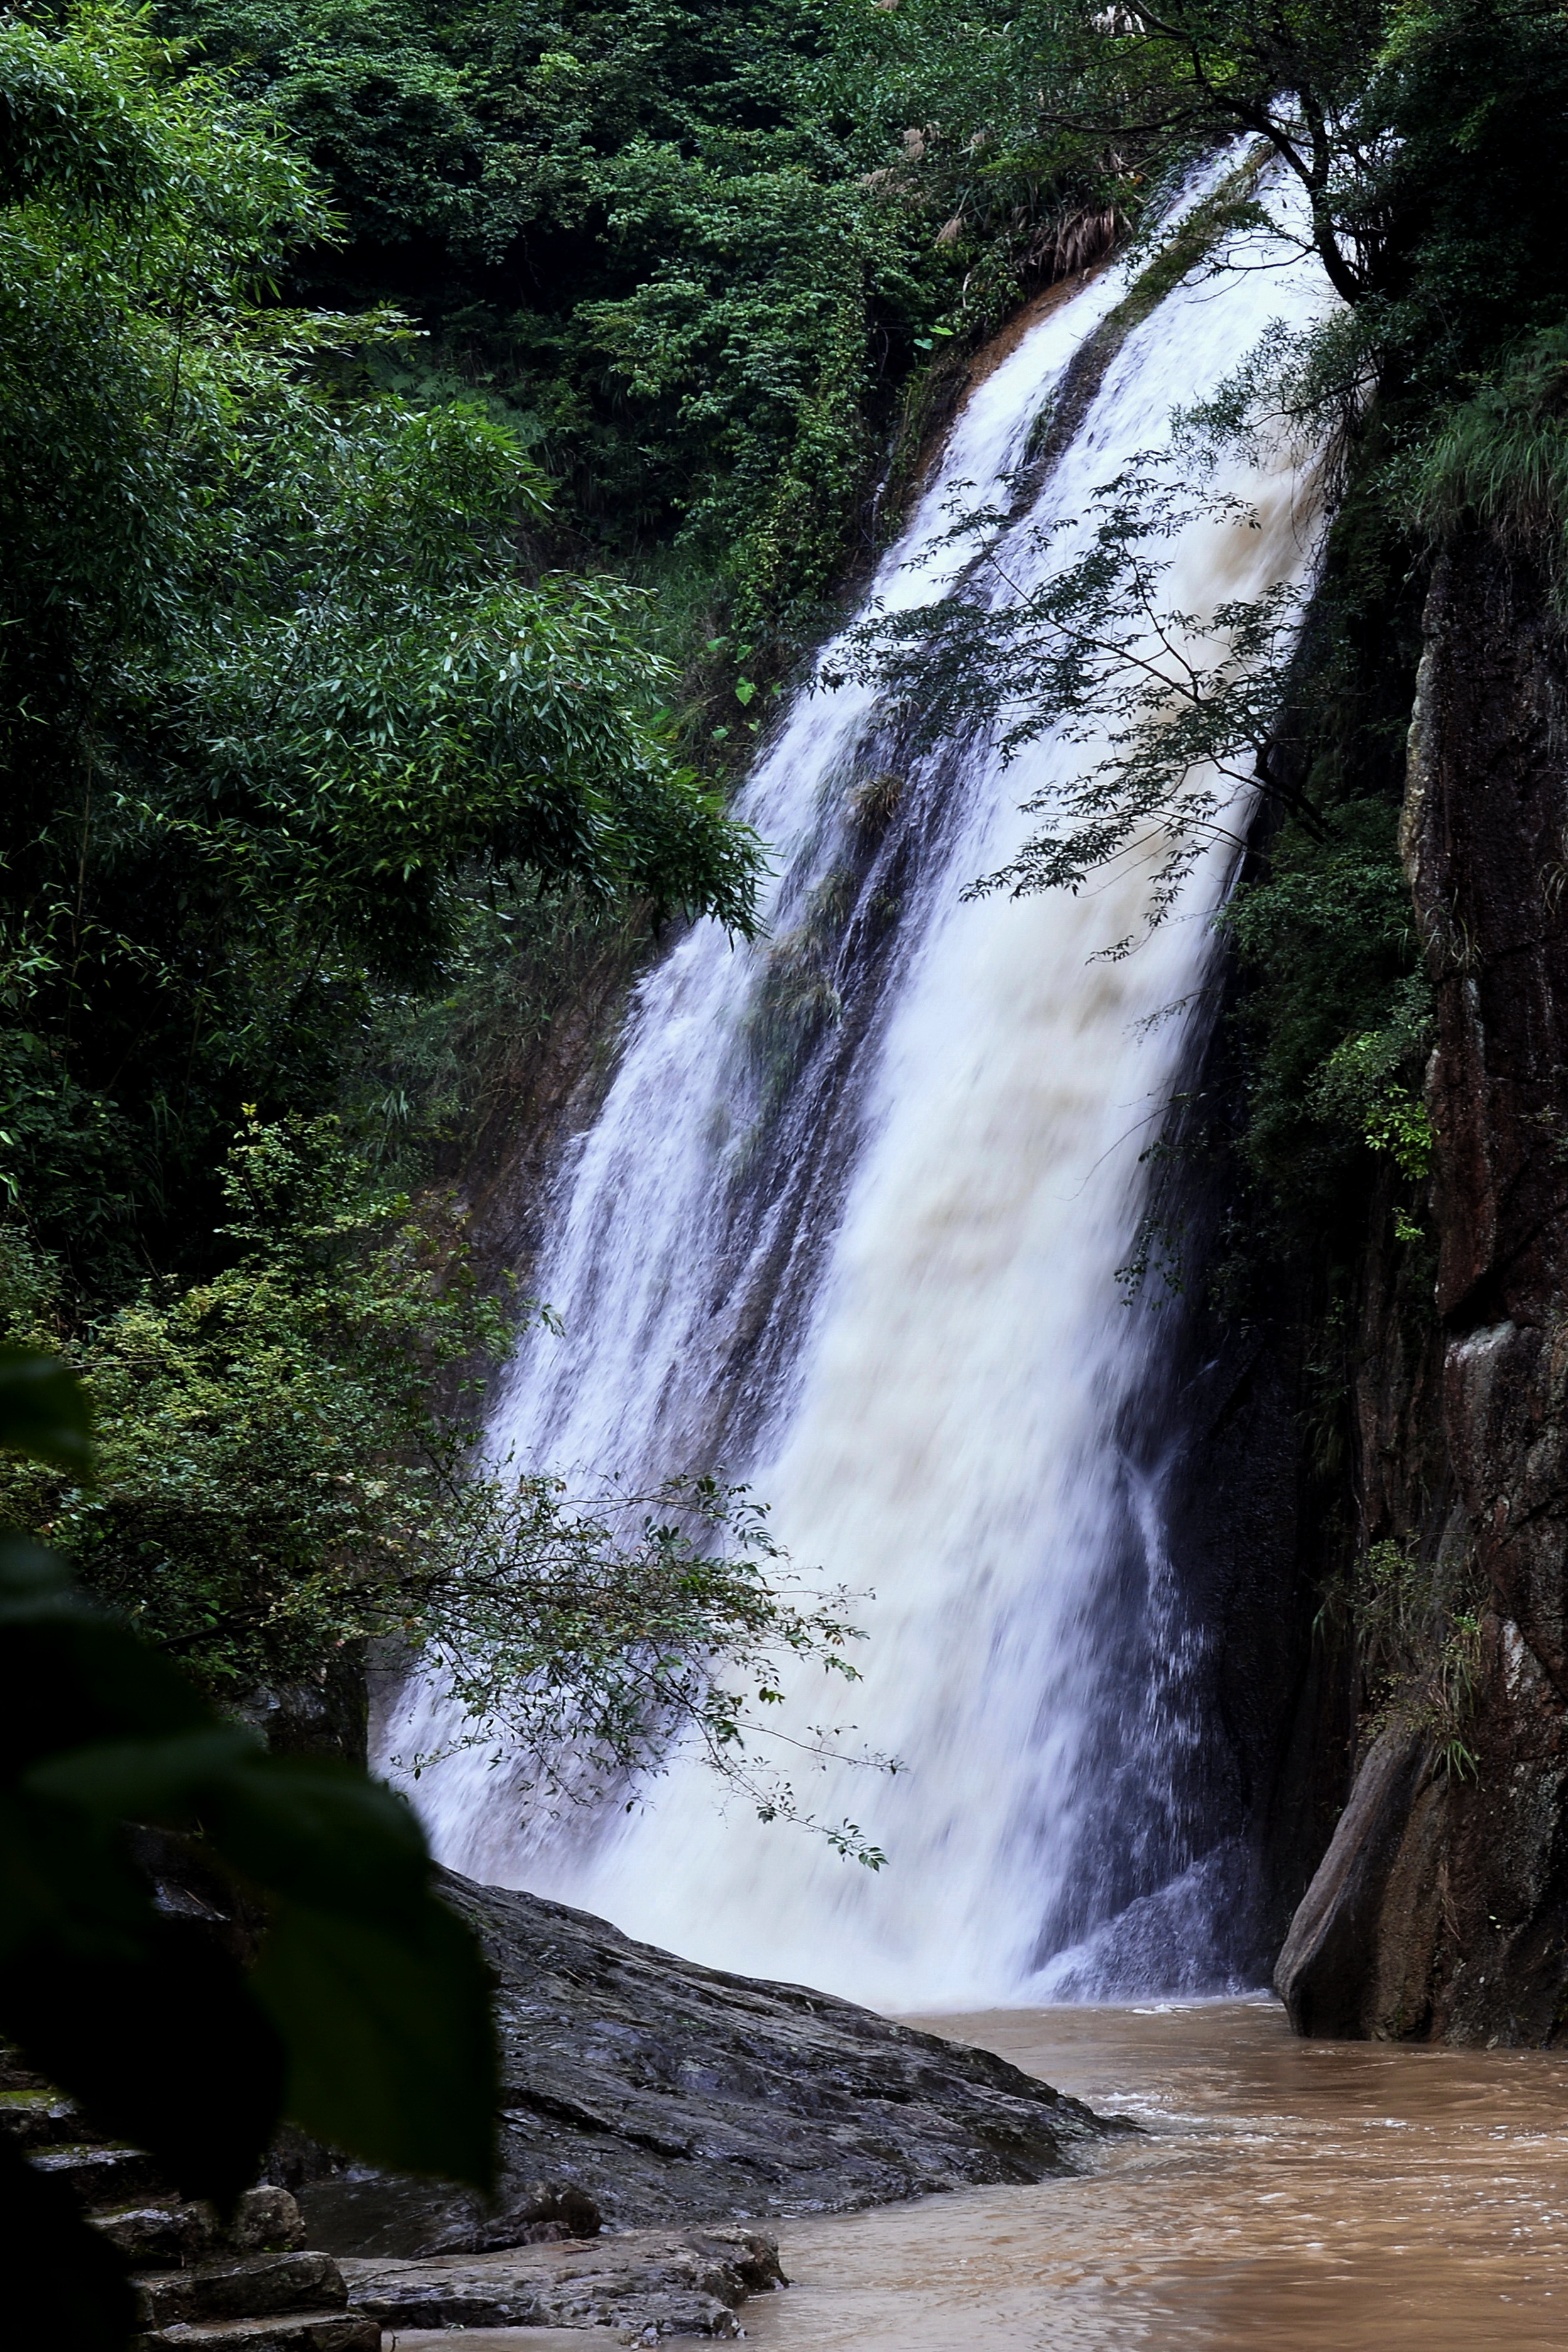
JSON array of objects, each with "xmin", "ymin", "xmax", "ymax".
[{"xmin": 1278, "ymin": 527, "xmax": 1568, "ymax": 2042}]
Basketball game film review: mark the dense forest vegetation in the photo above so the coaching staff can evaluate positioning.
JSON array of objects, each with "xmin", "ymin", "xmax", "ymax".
[{"xmin": 3, "ymin": 0, "xmax": 1567, "ymax": 1799}]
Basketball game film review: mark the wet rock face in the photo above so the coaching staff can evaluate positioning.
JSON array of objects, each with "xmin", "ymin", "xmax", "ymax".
[
  {"xmin": 1279, "ymin": 528, "xmax": 1568, "ymax": 2044},
  {"xmin": 339, "ymin": 2223, "xmax": 785, "ymax": 2340},
  {"xmin": 1273, "ymin": 1725, "xmax": 1437, "ymax": 2039},
  {"xmin": 1277, "ymin": 1604, "xmax": 1568, "ymax": 2043},
  {"xmin": 1407, "ymin": 538, "xmax": 1568, "ymax": 1718},
  {"xmin": 295, "ymin": 1870, "xmax": 1116, "ymax": 2257}
]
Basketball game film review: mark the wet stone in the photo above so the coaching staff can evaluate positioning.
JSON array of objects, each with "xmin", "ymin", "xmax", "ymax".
[
  {"xmin": 339, "ymin": 2221, "xmax": 785, "ymax": 2339},
  {"xmin": 294, "ymin": 1870, "xmax": 1114, "ymax": 2258},
  {"xmin": 136, "ymin": 2250, "xmax": 349, "ymax": 2328},
  {"xmin": 133, "ymin": 2315, "xmax": 379, "ymax": 2352}
]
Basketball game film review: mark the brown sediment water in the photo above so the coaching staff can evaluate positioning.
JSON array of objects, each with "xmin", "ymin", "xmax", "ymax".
[
  {"xmin": 740, "ymin": 1997, "xmax": 1568, "ymax": 2351},
  {"xmin": 388, "ymin": 2336, "xmax": 619, "ymax": 2349}
]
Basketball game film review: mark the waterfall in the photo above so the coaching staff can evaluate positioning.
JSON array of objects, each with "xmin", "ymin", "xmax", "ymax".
[{"xmin": 383, "ymin": 162, "xmax": 1333, "ymax": 2012}]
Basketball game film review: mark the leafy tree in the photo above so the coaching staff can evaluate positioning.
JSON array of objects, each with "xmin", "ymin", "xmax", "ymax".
[
  {"xmin": 1, "ymin": 11, "xmax": 895, "ymax": 1874},
  {"xmin": 834, "ymin": 455, "xmax": 1315, "ymax": 954},
  {"xmin": 1018, "ymin": 0, "xmax": 1389, "ymax": 302},
  {"xmin": 837, "ymin": 0, "xmax": 1568, "ymax": 993},
  {"xmin": 0, "ymin": 1116, "xmax": 511, "ymax": 1697},
  {"xmin": 150, "ymin": 0, "xmax": 1142, "ymax": 646},
  {"xmin": 391, "ymin": 1467, "xmax": 890, "ymax": 1865},
  {"xmin": 0, "ymin": 1344, "xmax": 498, "ymax": 2347},
  {"xmin": 0, "ymin": 1117, "xmax": 891, "ymax": 1853},
  {"xmin": 0, "ymin": 3, "xmax": 759, "ymax": 1290},
  {"xmin": 812, "ymin": 0, "xmax": 1568, "ymax": 1292}
]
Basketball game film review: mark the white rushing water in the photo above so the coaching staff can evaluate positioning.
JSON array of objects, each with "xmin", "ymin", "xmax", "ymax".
[{"xmin": 384, "ymin": 162, "xmax": 1334, "ymax": 2012}]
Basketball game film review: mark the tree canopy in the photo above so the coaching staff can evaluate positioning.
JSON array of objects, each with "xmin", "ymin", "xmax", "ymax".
[{"xmin": 1, "ymin": 2, "xmax": 758, "ymax": 1287}]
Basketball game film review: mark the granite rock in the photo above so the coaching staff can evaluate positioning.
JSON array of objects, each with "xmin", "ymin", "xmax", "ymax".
[
  {"xmin": 1278, "ymin": 527, "xmax": 1568, "ymax": 2043},
  {"xmin": 293, "ymin": 1870, "xmax": 1117, "ymax": 2255}
]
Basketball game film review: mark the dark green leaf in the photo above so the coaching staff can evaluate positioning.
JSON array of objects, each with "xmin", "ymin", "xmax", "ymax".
[
  {"xmin": 26, "ymin": 1726, "xmax": 261, "ymax": 1818},
  {"xmin": 0, "ymin": 1917, "xmax": 285, "ymax": 2204},
  {"xmin": 251, "ymin": 1893, "xmax": 496, "ymax": 2188},
  {"xmin": 0, "ymin": 1609, "xmax": 215, "ymax": 1779},
  {"xmin": 0, "ymin": 2135, "xmax": 136, "ymax": 2351},
  {"xmin": 0, "ymin": 1351, "xmax": 93, "ymax": 1478},
  {"xmin": 207, "ymin": 1755, "xmax": 430, "ymax": 1926}
]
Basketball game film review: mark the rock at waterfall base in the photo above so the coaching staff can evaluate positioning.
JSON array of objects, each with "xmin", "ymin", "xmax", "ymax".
[
  {"xmin": 286, "ymin": 1869, "xmax": 1119, "ymax": 2268},
  {"xmin": 341, "ymin": 2222, "xmax": 784, "ymax": 2339}
]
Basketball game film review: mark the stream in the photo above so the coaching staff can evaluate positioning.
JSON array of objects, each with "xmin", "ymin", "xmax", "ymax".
[
  {"xmin": 386, "ymin": 1998, "xmax": 1568, "ymax": 2351},
  {"xmin": 738, "ymin": 1999, "xmax": 1568, "ymax": 2351}
]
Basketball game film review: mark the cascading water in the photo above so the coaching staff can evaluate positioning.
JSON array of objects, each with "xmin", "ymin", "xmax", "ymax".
[{"xmin": 383, "ymin": 163, "xmax": 1334, "ymax": 2012}]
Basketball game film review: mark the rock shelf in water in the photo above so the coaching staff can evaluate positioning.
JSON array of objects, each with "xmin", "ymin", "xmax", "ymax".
[
  {"xmin": 294, "ymin": 1869, "xmax": 1119, "ymax": 2260},
  {"xmin": 340, "ymin": 2223, "xmax": 783, "ymax": 2340}
]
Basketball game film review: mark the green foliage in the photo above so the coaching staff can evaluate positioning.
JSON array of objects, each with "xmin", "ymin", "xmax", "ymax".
[
  {"xmin": 0, "ymin": 1115, "xmax": 512, "ymax": 1693},
  {"xmin": 1368, "ymin": 0, "xmax": 1568, "ymax": 396},
  {"xmin": 0, "ymin": 1348, "xmax": 499, "ymax": 2348},
  {"xmin": 0, "ymin": 10, "xmax": 890, "ymax": 1863},
  {"xmin": 400, "ymin": 1468, "xmax": 892, "ymax": 1866},
  {"xmin": 0, "ymin": 1118, "xmax": 891, "ymax": 1851},
  {"xmin": 1344, "ymin": 1535, "xmax": 1483, "ymax": 1777},
  {"xmin": 839, "ymin": 457, "xmax": 1313, "ymax": 952},
  {"xmin": 1413, "ymin": 325, "xmax": 1568, "ymax": 578},
  {"xmin": 146, "ymin": 0, "xmax": 920, "ymax": 634},
  {"xmin": 0, "ymin": 3, "xmax": 758, "ymax": 1289},
  {"xmin": 344, "ymin": 880, "xmax": 649, "ymax": 1181},
  {"xmin": 1131, "ymin": 0, "xmax": 1568, "ymax": 470},
  {"xmin": 150, "ymin": 0, "xmax": 1156, "ymax": 652},
  {"xmin": 1315, "ymin": 977, "xmax": 1434, "ymax": 1180},
  {"xmin": 575, "ymin": 150, "xmax": 895, "ymax": 641},
  {"xmin": 1225, "ymin": 820, "xmax": 1428, "ymax": 1177}
]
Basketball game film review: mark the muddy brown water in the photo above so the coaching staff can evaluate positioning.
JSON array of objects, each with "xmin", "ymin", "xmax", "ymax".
[{"xmin": 734, "ymin": 1996, "xmax": 1568, "ymax": 2351}]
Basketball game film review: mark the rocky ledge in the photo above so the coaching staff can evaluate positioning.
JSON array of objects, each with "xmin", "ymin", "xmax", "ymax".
[
  {"xmin": 293, "ymin": 1870, "xmax": 1118, "ymax": 2258},
  {"xmin": 341, "ymin": 2221, "xmax": 784, "ymax": 2341}
]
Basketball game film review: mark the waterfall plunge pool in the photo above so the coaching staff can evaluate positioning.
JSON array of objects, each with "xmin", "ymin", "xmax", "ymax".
[
  {"xmin": 735, "ymin": 1997, "xmax": 1568, "ymax": 2351},
  {"xmin": 381, "ymin": 1998, "xmax": 1568, "ymax": 2349}
]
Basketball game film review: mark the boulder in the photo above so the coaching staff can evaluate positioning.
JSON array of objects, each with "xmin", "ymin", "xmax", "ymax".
[{"xmin": 292, "ymin": 1869, "xmax": 1118, "ymax": 2255}]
